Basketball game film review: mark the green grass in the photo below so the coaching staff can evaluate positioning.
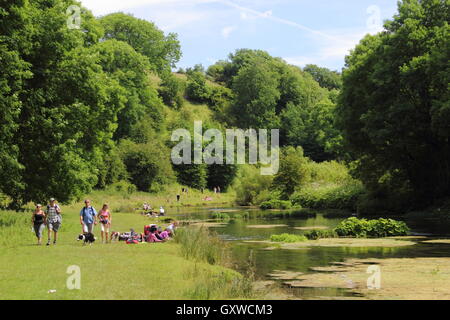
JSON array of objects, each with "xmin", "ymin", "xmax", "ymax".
[
  {"xmin": 0, "ymin": 205, "xmax": 248, "ymax": 300},
  {"xmin": 48, "ymin": 185, "xmax": 236, "ymax": 215}
]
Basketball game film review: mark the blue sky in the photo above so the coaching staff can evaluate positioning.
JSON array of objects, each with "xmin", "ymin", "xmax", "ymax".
[{"xmin": 80, "ymin": 0, "xmax": 398, "ymax": 71}]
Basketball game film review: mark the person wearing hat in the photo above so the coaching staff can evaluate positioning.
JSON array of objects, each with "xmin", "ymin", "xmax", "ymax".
[
  {"xmin": 31, "ymin": 204, "xmax": 46, "ymax": 245},
  {"xmin": 46, "ymin": 198, "xmax": 62, "ymax": 246}
]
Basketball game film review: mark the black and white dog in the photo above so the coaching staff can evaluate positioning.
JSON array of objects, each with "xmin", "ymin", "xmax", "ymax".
[{"xmin": 77, "ymin": 232, "xmax": 96, "ymax": 245}]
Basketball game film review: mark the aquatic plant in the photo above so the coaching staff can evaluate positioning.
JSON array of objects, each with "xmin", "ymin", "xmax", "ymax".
[
  {"xmin": 334, "ymin": 217, "xmax": 409, "ymax": 238},
  {"xmin": 270, "ymin": 233, "xmax": 307, "ymax": 243}
]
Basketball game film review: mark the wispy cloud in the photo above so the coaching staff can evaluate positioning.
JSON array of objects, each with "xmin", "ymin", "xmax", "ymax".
[
  {"xmin": 80, "ymin": 0, "xmax": 214, "ymax": 15},
  {"xmin": 284, "ymin": 29, "xmax": 371, "ymax": 70},
  {"xmin": 222, "ymin": 26, "xmax": 237, "ymax": 38},
  {"xmin": 215, "ymin": 0, "xmax": 354, "ymax": 44}
]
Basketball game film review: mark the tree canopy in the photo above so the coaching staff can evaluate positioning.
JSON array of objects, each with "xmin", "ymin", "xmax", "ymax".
[{"xmin": 337, "ymin": 0, "xmax": 450, "ymax": 209}]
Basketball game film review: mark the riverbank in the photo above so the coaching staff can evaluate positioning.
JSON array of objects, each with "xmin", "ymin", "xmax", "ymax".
[{"xmin": 0, "ymin": 205, "xmax": 250, "ymax": 300}]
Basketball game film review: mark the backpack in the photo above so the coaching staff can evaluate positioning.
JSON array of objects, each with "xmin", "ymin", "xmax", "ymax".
[{"xmin": 82, "ymin": 207, "xmax": 95, "ymax": 219}]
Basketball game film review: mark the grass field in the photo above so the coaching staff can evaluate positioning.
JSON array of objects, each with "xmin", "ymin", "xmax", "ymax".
[
  {"xmin": 0, "ymin": 191, "xmax": 250, "ymax": 300},
  {"xmin": 68, "ymin": 185, "xmax": 236, "ymax": 214}
]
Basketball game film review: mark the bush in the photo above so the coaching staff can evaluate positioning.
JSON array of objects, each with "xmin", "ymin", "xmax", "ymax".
[
  {"xmin": 304, "ymin": 229, "xmax": 338, "ymax": 240},
  {"xmin": 291, "ymin": 183, "xmax": 364, "ymax": 210},
  {"xmin": 185, "ymin": 71, "xmax": 210, "ymax": 103},
  {"xmin": 334, "ymin": 217, "xmax": 409, "ymax": 238},
  {"xmin": 211, "ymin": 212, "xmax": 231, "ymax": 220},
  {"xmin": 158, "ymin": 73, "xmax": 185, "ymax": 109},
  {"xmin": 234, "ymin": 165, "xmax": 273, "ymax": 206},
  {"xmin": 118, "ymin": 139, "xmax": 176, "ymax": 192},
  {"xmin": 260, "ymin": 200, "xmax": 292, "ymax": 210},
  {"xmin": 270, "ymin": 233, "xmax": 307, "ymax": 243}
]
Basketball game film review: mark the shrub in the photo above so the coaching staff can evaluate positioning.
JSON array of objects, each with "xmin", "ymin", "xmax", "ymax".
[
  {"xmin": 260, "ymin": 200, "xmax": 292, "ymax": 210},
  {"xmin": 211, "ymin": 212, "xmax": 231, "ymax": 220},
  {"xmin": 158, "ymin": 73, "xmax": 185, "ymax": 109},
  {"xmin": 291, "ymin": 183, "xmax": 364, "ymax": 210},
  {"xmin": 334, "ymin": 217, "xmax": 409, "ymax": 238},
  {"xmin": 185, "ymin": 71, "xmax": 211, "ymax": 103},
  {"xmin": 234, "ymin": 165, "xmax": 273, "ymax": 206},
  {"xmin": 304, "ymin": 229, "xmax": 338, "ymax": 240},
  {"xmin": 270, "ymin": 233, "xmax": 307, "ymax": 243}
]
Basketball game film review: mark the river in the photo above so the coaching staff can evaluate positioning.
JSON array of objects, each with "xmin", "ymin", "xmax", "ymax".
[{"xmin": 172, "ymin": 207, "xmax": 450, "ymax": 299}]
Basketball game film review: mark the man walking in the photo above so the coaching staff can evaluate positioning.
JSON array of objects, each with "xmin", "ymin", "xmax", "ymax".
[
  {"xmin": 80, "ymin": 199, "xmax": 97, "ymax": 234},
  {"xmin": 46, "ymin": 198, "xmax": 62, "ymax": 246}
]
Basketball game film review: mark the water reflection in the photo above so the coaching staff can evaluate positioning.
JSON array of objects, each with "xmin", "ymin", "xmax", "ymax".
[{"xmin": 173, "ymin": 207, "xmax": 450, "ymax": 299}]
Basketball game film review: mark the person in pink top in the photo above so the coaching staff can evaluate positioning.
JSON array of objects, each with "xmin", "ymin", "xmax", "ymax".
[
  {"xmin": 159, "ymin": 229, "xmax": 170, "ymax": 240},
  {"xmin": 146, "ymin": 231, "xmax": 163, "ymax": 243},
  {"xmin": 98, "ymin": 204, "xmax": 112, "ymax": 243}
]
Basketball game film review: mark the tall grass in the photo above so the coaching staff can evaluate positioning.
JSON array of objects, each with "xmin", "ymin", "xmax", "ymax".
[
  {"xmin": 174, "ymin": 226, "xmax": 228, "ymax": 265},
  {"xmin": 174, "ymin": 226, "xmax": 257, "ymax": 299},
  {"xmin": 0, "ymin": 211, "xmax": 34, "ymax": 247},
  {"xmin": 183, "ymin": 264, "xmax": 254, "ymax": 300}
]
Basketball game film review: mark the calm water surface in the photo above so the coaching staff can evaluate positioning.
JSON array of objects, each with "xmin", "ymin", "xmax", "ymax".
[{"xmin": 172, "ymin": 207, "xmax": 450, "ymax": 299}]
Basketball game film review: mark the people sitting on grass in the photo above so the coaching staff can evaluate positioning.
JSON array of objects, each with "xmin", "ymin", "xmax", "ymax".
[{"xmin": 166, "ymin": 221, "xmax": 178, "ymax": 235}]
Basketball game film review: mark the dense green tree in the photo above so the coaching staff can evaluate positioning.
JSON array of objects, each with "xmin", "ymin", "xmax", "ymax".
[
  {"xmin": 91, "ymin": 39, "xmax": 164, "ymax": 139},
  {"xmin": 158, "ymin": 72, "xmax": 185, "ymax": 109},
  {"xmin": 0, "ymin": 0, "xmax": 126, "ymax": 207},
  {"xmin": 336, "ymin": 0, "xmax": 450, "ymax": 209},
  {"xmin": 185, "ymin": 70, "xmax": 210, "ymax": 103},
  {"xmin": 0, "ymin": 0, "xmax": 32, "ymax": 203},
  {"xmin": 174, "ymin": 163, "xmax": 208, "ymax": 190},
  {"xmin": 99, "ymin": 12, "xmax": 181, "ymax": 74},
  {"xmin": 231, "ymin": 59, "xmax": 281, "ymax": 129},
  {"xmin": 303, "ymin": 64, "xmax": 342, "ymax": 90},
  {"xmin": 271, "ymin": 147, "xmax": 308, "ymax": 199},
  {"xmin": 206, "ymin": 164, "xmax": 237, "ymax": 191},
  {"xmin": 118, "ymin": 139, "xmax": 175, "ymax": 192}
]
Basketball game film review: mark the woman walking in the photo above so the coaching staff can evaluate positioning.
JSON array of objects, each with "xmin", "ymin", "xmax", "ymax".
[
  {"xmin": 98, "ymin": 204, "xmax": 111, "ymax": 243},
  {"xmin": 31, "ymin": 204, "xmax": 46, "ymax": 245}
]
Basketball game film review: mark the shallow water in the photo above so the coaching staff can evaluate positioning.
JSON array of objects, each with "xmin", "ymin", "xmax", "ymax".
[{"xmin": 172, "ymin": 207, "xmax": 450, "ymax": 299}]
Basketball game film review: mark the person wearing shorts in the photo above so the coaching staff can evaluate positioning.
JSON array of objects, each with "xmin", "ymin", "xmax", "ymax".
[
  {"xmin": 98, "ymin": 204, "xmax": 111, "ymax": 243},
  {"xmin": 46, "ymin": 198, "xmax": 62, "ymax": 246},
  {"xmin": 80, "ymin": 199, "xmax": 97, "ymax": 234},
  {"xmin": 32, "ymin": 204, "xmax": 46, "ymax": 245}
]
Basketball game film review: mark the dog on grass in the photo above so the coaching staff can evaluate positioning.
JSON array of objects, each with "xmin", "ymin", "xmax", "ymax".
[{"xmin": 77, "ymin": 232, "xmax": 96, "ymax": 245}]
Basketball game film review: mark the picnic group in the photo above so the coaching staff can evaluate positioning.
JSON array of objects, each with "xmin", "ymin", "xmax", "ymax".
[{"xmin": 31, "ymin": 197, "xmax": 178, "ymax": 246}]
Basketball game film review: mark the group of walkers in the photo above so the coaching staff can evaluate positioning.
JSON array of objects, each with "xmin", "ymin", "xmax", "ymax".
[
  {"xmin": 31, "ymin": 197, "xmax": 172, "ymax": 246},
  {"xmin": 31, "ymin": 198, "xmax": 62, "ymax": 246}
]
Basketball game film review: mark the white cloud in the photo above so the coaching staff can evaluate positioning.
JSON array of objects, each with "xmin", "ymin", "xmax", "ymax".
[
  {"xmin": 284, "ymin": 29, "xmax": 370, "ymax": 70},
  {"xmin": 222, "ymin": 26, "xmax": 237, "ymax": 38},
  {"xmin": 80, "ymin": 0, "xmax": 214, "ymax": 15}
]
